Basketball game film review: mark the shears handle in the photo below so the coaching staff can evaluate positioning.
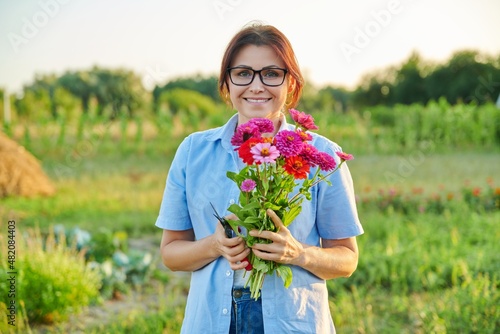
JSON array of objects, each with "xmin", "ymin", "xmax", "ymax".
[{"xmin": 219, "ymin": 218, "xmax": 233, "ymax": 238}]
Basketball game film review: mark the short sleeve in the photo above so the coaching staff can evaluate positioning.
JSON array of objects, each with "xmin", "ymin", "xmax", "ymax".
[
  {"xmin": 155, "ymin": 136, "xmax": 193, "ymax": 230},
  {"xmin": 315, "ymin": 141, "xmax": 363, "ymax": 239}
]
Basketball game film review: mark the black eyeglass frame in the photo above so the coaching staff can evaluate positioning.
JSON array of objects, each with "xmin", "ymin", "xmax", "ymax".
[{"xmin": 226, "ymin": 67, "xmax": 288, "ymax": 87}]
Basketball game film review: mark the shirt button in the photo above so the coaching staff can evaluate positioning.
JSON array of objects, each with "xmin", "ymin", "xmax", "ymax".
[
  {"xmin": 226, "ymin": 271, "xmax": 231, "ymax": 277},
  {"xmin": 222, "ymin": 308, "xmax": 228, "ymax": 315},
  {"xmin": 229, "ymin": 199, "xmax": 235, "ymax": 204}
]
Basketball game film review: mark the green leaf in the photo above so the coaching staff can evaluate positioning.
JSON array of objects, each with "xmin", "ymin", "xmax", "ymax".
[
  {"xmin": 282, "ymin": 205, "xmax": 303, "ymax": 226},
  {"xmin": 226, "ymin": 219, "xmax": 242, "ymax": 235},
  {"xmin": 252, "ymin": 257, "xmax": 270, "ymax": 273},
  {"xmin": 263, "ymin": 202, "xmax": 282, "ymax": 211},
  {"xmin": 227, "ymin": 203, "xmax": 243, "ymax": 215},
  {"xmin": 276, "ymin": 265, "xmax": 293, "ymax": 288},
  {"xmin": 241, "ymin": 200, "xmax": 261, "ymax": 211}
]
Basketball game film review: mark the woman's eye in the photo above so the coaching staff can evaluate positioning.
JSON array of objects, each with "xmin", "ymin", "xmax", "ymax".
[
  {"xmin": 236, "ymin": 70, "xmax": 252, "ymax": 77},
  {"xmin": 263, "ymin": 70, "xmax": 279, "ymax": 78}
]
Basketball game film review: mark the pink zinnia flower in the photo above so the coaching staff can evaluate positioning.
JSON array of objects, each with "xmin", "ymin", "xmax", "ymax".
[
  {"xmin": 289, "ymin": 109, "xmax": 319, "ymax": 130},
  {"xmin": 336, "ymin": 151, "xmax": 354, "ymax": 162},
  {"xmin": 249, "ymin": 118, "xmax": 274, "ymax": 134},
  {"xmin": 250, "ymin": 143, "xmax": 280, "ymax": 163},
  {"xmin": 241, "ymin": 179, "xmax": 256, "ymax": 192},
  {"xmin": 275, "ymin": 130, "xmax": 303, "ymax": 157},
  {"xmin": 315, "ymin": 152, "xmax": 337, "ymax": 171},
  {"xmin": 231, "ymin": 122, "xmax": 260, "ymax": 147}
]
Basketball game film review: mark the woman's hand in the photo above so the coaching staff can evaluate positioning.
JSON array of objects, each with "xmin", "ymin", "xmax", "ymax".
[
  {"xmin": 249, "ymin": 209, "xmax": 305, "ymax": 266},
  {"xmin": 213, "ymin": 214, "xmax": 251, "ymax": 270}
]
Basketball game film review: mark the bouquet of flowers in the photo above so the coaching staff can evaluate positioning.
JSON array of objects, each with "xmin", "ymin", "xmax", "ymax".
[{"xmin": 226, "ymin": 109, "xmax": 353, "ymax": 300}]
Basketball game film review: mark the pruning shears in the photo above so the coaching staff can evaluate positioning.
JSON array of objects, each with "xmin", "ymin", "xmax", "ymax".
[
  {"xmin": 210, "ymin": 202, "xmax": 233, "ymax": 238},
  {"xmin": 209, "ymin": 202, "xmax": 253, "ymax": 271}
]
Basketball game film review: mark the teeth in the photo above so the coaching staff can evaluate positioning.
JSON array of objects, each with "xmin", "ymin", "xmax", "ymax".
[{"xmin": 246, "ymin": 98, "xmax": 269, "ymax": 103}]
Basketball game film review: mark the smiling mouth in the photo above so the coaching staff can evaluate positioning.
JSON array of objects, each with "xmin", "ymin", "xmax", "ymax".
[{"xmin": 244, "ymin": 98, "xmax": 272, "ymax": 103}]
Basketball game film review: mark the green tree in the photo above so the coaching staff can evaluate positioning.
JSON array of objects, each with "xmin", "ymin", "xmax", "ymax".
[
  {"xmin": 23, "ymin": 74, "xmax": 59, "ymax": 119},
  {"xmin": 158, "ymin": 88, "xmax": 220, "ymax": 117},
  {"xmin": 152, "ymin": 74, "xmax": 220, "ymax": 114},
  {"xmin": 425, "ymin": 50, "xmax": 500, "ymax": 104},
  {"xmin": 352, "ymin": 70, "xmax": 394, "ymax": 107},
  {"xmin": 58, "ymin": 71, "xmax": 92, "ymax": 114},
  {"xmin": 89, "ymin": 67, "xmax": 146, "ymax": 119},
  {"xmin": 391, "ymin": 52, "xmax": 427, "ymax": 105}
]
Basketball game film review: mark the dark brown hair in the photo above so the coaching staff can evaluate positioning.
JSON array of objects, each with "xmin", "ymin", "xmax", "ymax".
[{"xmin": 218, "ymin": 23, "xmax": 304, "ymax": 108}]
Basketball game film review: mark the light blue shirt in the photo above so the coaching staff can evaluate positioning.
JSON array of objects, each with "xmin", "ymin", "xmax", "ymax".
[{"xmin": 156, "ymin": 113, "xmax": 363, "ymax": 334}]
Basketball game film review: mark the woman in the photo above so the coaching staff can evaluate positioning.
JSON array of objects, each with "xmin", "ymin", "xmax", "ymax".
[{"xmin": 156, "ymin": 23, "xmax": 363, "ymax": 334}]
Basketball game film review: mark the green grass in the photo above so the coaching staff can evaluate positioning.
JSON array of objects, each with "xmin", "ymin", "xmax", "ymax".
[
  {"xmin": 350, "ymin": 151, "xmax": 500, "ymax": 194},
  {"xmin": 331, "ymin": 210, "xmax": 500, "ymax": 333}
]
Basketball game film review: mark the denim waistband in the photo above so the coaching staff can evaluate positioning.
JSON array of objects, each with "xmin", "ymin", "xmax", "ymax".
[{"xmin": 232, "ymin": 287, "xmax": 255, "ymax": 301}]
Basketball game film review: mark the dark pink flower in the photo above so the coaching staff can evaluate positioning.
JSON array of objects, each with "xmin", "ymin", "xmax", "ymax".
[
  {"xmin": 241, "ymin": 179, "xmax": 256, "ymax": 192},
  {"xmin": 315, "ymin": 152, "xmax": 336, "ymax": 171},
  {"xmin": 249, "ymin": 118, "xmax": 274, "ymax": 134},
  {"xmin": 336, "ymin": 151, "xmax": 354, "ymax": 162},
  {"xmin": 296, "ymin": 129, "xmax": 312, "ymax": 142},
  {"xmin": 300, "ymin": 143, "xmax": 320, "ymax": 166},
  {"xmin": 231, "ymin": 122, "xmax": 260, "ymax": 147},
  {"xmin": 275, "ymin": 130, "xmax": 303, "ymax": 157},
  {"xmin": 289, "ymin": 109, "xmax": 319, "ymax": 131}
]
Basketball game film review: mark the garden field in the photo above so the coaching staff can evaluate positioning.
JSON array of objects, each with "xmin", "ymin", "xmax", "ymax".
[{"xmin": 1, "ymin": 104, "xmax": 499, "ymax": 333}]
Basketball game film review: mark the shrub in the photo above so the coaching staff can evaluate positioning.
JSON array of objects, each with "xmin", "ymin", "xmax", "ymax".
[{"xmin": 0, "ymin": 226, "xmax": 101, "ymax": 325}]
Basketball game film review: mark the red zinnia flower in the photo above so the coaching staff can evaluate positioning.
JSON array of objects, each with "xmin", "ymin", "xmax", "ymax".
[
  {"xmin": 283, "ymin": 156, "xmax": 310, "ymax": 179},
  {"xmin": 238, "ymin": 138, "xmax": 262, "ymax": 164}
]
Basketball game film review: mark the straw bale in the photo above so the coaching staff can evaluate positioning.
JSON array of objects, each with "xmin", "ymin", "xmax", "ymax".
[{"xmin": 0, "ymin": 132, "xmax": 55, "ymax": 197}]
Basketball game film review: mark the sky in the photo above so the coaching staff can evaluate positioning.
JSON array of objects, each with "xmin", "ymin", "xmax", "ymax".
[{"xmin": 0, "ymin": 0, "xmax": 499, "ymax": 94}]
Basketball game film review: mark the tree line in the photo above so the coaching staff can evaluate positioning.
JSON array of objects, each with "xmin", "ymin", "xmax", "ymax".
[{"xmin": 1, "ymin": 49, "xmax": 499, "ymax": 120}]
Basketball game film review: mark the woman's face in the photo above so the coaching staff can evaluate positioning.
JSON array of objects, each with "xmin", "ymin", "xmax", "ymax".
[{"xmin": 228, "ymin": 44, "xmax": 291, "ymax": 127}]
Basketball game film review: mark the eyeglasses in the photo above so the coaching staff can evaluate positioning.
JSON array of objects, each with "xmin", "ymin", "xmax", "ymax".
[{"xmin": 227, "ymin": 67, "xmax": 288, "ymax": 87}]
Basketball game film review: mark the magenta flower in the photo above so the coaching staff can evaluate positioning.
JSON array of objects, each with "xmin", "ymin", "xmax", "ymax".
[
  {"xmin": 250, "ymin": 143, "xmax": 280, "ymax": 163},
  {"xmin": 231, "ymin": 123, "xmax": 260, "ymax": 147},
  {"xmin": 249, "ymin": 118, "xmax": 274, "ymax": 134},
  {"xmin": 315, "ymin": 152, "xmax": 337, "ymax": 171},
  {"xmin": 275, "ymin": 130, "xmax": 303, "ymax": 157},
  {"xmin": 241, "ymin": 179, "xmax": 256, "ymax": 192},
  {"xmin": 289, "ymin": 109, "xmax": 319, "ymax": 130},
  {"xmin": 300, "ymin": 143, "xmax": 320, "ymax": 166},
  {"xmin": 296, "ymin": 129, "xmax": 312, "ymax": 142},
  {"xmin": 336, "ymin": 151, "xmax": 354, "ymax": 162}
]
